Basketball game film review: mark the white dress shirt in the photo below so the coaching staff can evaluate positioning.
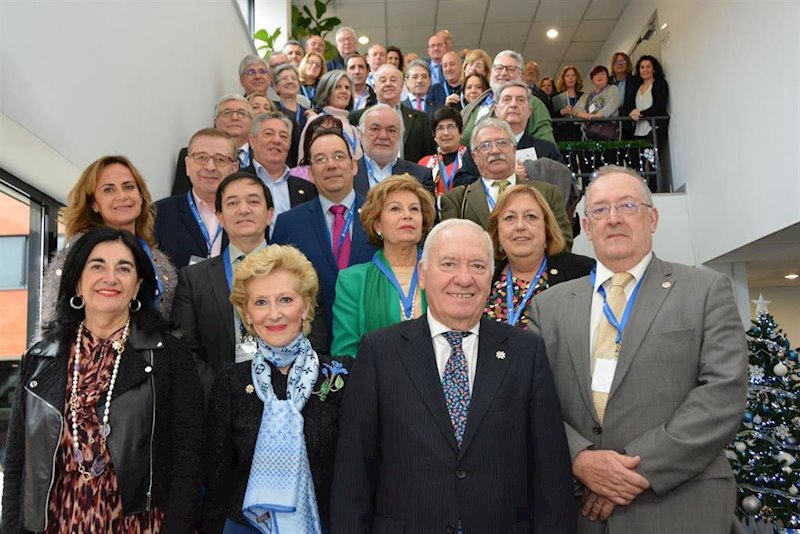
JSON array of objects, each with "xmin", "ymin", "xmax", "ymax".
[{"xmin": 427, "ymin": 311, "xmax": 481, "ymax": 394}]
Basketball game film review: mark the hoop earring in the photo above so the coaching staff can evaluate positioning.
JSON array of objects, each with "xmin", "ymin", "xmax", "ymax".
[
  {"xmin": 129, "ymin": 299, "xmax": 142, "ymax": 313},
  {"xmin": 69, "ymin": 295, "xmax": 85, "ymax": 310}
]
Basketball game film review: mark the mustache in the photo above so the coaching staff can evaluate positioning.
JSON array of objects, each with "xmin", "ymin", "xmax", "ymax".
[{"xmin": 488, "ymin": 154, "xmax": 507, "ymax": 163}]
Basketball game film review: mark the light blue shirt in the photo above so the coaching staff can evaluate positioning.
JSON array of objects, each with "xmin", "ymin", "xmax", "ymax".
[
  {"xmin": 318, "ymin": 189, "xmax": 357, "ymax": 241},
  {"xmin": 364, "ymin": 156, "xmax": 398, "ymax": 187},
  {"xmin": 253, "ymin": 161, "xmax": 291, "ymax": 236}
]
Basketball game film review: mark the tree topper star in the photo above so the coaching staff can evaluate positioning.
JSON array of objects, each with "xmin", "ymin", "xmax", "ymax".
[{"xmin": 752, "ymin": 293, "xmax": 771, "ymax": 315}]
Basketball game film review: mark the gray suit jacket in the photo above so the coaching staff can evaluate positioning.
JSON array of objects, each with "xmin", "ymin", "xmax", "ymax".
[{"xmin": 530, "ymin": 255, "xmax": 747, "ymax": 533}]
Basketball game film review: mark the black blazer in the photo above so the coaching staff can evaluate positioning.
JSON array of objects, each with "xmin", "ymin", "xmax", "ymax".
[
  {"xmin": 453, "ymin": 132, "xmax": 565, "ymax": 187},
  {"xmin": 331, "ymin": 317, "xmax": 576, "ymax": 533},
  {"xmin": 350, "ymin": 104, "xmax": 436, "ymax": 164},
  {"xmin": 202, "ymin": 354, "xmax": 349, "ymax": 532},
  {"xmin": 403, "ymin": 83, "xmax": 446, "ymax": 121},
  {"xmin": 492, "ymin": 252, "xmax": 595, "ymax": 287},
  {"xmin": 171, "ymin": 146, "xmax": 257, "ymax": 196},
  {"xmin": 154, "ymin": 194, "xmax": 230, "ymax": 270},
  {"xmin": 239, "ymin": 166, "xmax": 320, "ymax": 207},
  {"xmin": 170, "ymin": 254, "xmax": 331, "ymax": 370},
  {"xmin": 625, "ymin": 77, "xmax": 670, "ymax": 138},
  {"xmin": 353, "ymin": 158, "xmax": 435, "ymax": 197}
]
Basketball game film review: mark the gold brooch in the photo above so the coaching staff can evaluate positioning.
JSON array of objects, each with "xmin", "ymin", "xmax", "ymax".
[
  {"xmin": 245, "ymin": 384, "xmax": 255, "ymax": 394},
  {"xmin": 549, "ymin": 268, "xmax": 559, "ymax": 275},
  {"xmin": 496, "ymin": 350, "xmax": 506, "ymax": 360},
  {"xmin": 661, "ymin": 281, "xmax": 672, "ymax": 289}
]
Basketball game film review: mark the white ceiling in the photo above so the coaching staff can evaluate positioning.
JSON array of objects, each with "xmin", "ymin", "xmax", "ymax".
[{"xmin": 296, "ymin": 0, "xmax": 631, "ymax": 78}]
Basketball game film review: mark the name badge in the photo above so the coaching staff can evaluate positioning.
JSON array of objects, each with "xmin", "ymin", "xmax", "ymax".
[
  {"xmin": 591, "ymin": 357, "xmax": 617, "ymax": 394},
  {"xmin": 588, "ymin": 102, "xmax": 597, "ymax": 114},
  {"xmin": 235, "ymin": 338, "xmax": 258, "ymax": 363},
  {"xmin": 188, "ymin": 255, "xmax": 207, "ymax": 266}
]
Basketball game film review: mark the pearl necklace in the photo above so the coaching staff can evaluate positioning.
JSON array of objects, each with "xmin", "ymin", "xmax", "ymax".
[
  {"xmin": 69, "ymin": 319, "xmax": 129, "ymax": 480},
  {"xmin": 400, "ymin": 285, "xmax": 418, "ymax": 321}
]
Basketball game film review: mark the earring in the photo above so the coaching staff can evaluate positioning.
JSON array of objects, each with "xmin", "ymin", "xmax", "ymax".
[
  {"xmin": 129, "ymin": 299, "xmax": 142, "ymax": 312},
  {"xmin": 69, "ymin": 295, "xmax": 85, "ymax": 310},
  {"xmin": 377, "ymin": 231, "xmax": 384, "ymax": 241}
]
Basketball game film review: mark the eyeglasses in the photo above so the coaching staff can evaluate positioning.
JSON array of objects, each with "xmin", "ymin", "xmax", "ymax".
[
  {"xmin": 188, "ymin": 152, "xmax": 236, "ymax": 167},
  {"xmin": 475, "ymin": 138, "xmax": 513, "ymax": 154},
  {"xmin": 586, "ymin": 202, "xmax": 652, "ymax": 220},
  {"xmin": 435, "ymin": 123, "xmax": 459, "ymax": 133},
  {"xmin": 493, "ymin": 64, "xmax": 519, "ymax": 74},
  {"xmin": 310, "ymin": 152, "xmax": 350, "ymax": 166},
  {"xmin": 614, "ymin": 59, "xmax": 628, "ymax": 66},
  {"xmin": 245, "ymin": 68, "xmax": 268, "ymax": 77},
  {"xmin": 218, "ymin": 109, "xmax": 252, "ymax": 119}
]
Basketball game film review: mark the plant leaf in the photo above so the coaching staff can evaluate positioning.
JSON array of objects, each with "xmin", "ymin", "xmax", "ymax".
[
  {"xmin": 314, "ymin": 0, "xmax": 325, "ymax": 19},
  {"xmin": 334, "ymin": 375, "xmax": 344, "ymax": 390}
]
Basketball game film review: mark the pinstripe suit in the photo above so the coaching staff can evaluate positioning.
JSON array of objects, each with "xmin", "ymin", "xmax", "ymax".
[{"xmin": 331, "ymin": 316, "xmax": 576, "ymax": 533}]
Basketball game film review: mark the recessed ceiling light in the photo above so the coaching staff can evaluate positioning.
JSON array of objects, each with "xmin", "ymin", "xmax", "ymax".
[
  {"xmin": 785, "ymin": 273, "xmax": 799, "ymax": 280},
  {"xmin": 546, "ymin": 28, "xmax": 559, "ymax": 39},
  {"xmin": 358, "ymin": 35, "xmax": 370, "ymax": 45}
]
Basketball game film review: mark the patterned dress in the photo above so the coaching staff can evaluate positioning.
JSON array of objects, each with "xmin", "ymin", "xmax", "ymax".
[
  {"xmin": 45, "ymin": 328, "xmax": 163, "ymax": 533},
  {"xmin": 484, "ymin": 271, "xmax": 549, "ymax": 329}
]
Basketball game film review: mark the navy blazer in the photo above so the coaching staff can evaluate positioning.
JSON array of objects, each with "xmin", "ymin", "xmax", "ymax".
[
  {"xmin": 453, "ymin": 132, "xmax": 566, "ymax": 187},
  {"xmin": 353, "ymin": 158, "xmax": 436, "ymax": 197},
  {"xmin": 403, "ymin": 83, "xmax": 446, "ymax": 121},
  {"xmin": 270, "ymin": 195, "xmax": 378, "ymax": 331},
  {"xmin": 350, "ymin": 104, "xmax": 436, "ymax": 165},
  {"xmin": 154, "ymin": 194, "xmax": 230, "ymax": 270},
  {"xmin": 171, "ymin": 147, "xmax": 256, "ymax": 196}
]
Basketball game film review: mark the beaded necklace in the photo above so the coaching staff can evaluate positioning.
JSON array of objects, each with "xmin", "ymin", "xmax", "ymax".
[{"xmin": 69, "ymin": 319, "xmax": 130, "ymax": 480}]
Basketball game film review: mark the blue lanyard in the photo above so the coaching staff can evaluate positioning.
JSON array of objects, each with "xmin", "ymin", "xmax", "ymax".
[
  {"xmin": 324, "ymin": 198, "xmax": 357, "ymax": 265},
  {"xmin": 506, "ymin": 258, "xmax": 547, "ymax": 326},
  {"xmin": 223, "ymin": 247, "xmax": 234, "ymax": 290},
  {"xmin": 366, "ymin": 159, "xmax": 391, "ymax": 187},
  {"xmin": 279, "ymin": 101, "xmax": 302, "ymax": 124},
  {"xmin": 137, "ymin": 238, "xmax": 164, "ymax": 301},
  {"xmin": 186, "ymin": 191, "xmax": 222, "ymax": 256},
  {"xmin": 238, "ymin": 148, "xmax": 250, "ymax": 168},
  {"xmin": 301, "ymin": 85, "xmax": 316, "ymax": 101},
  {"xmin": 482, "ymin": 179, "xmax": 498, "ymax": 210},
  {"xmin": 371, "ymin": 250, "xmax": 422, "ymax": 320},
  {"xmin": 482, "ymin": 93, "xmax": 495, "ymax": 108},
  {"xmin": 438, "ymin": 153, "xmax": 460, "ymax": 191},
  {"xmin": 320, "ymin": 110, "xmax": 358, "ymax": 153},
  {"xmin": 589, "ymin": 267, "xmax": 647, "ymax": 345},
  {"xmin": 354, "ymin": 88, "xmax": 368, "ymax": 110}
]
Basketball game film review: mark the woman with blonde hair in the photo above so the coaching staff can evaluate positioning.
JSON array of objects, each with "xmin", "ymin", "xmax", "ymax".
[
  {"xmin": 42, "ymin": 156, "xmax": 176, "ymax": 324},
  {"xmin": 246, "ymin": 92, "xmax": 274, "ymax": 116},
  {"xmin": 203, "ymin": 244, "xmax": 349, "ymax": 533},
  {"xmin": 331, "ymin": 174, "xmax": 436, "ymax": 357},
  {"xmin": 298, "ymin": 51, "xmax": 327, "ymax": 102},
  {"xmin": 551, "ymin": 65, "xmax": 585, "ymax": 141},
  {"xmin": 462, "ymin": 48, "xmax": 492, "ymax": 80},
  {"xmin": 484, "ymin": 184, "xmax": 594, "ymax": 329}
]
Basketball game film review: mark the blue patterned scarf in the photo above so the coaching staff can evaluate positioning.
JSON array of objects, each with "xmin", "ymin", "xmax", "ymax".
[{"xmin": 242, "ymin": 334, "xmax": 321, "ymax": 534}]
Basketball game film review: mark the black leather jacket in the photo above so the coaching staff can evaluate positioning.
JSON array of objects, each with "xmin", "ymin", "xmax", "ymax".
[{"xmin": 1, "ymin": 325, "xmax": 204, "ymax": 533}]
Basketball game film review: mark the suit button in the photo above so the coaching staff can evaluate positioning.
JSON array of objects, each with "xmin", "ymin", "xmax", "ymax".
[
  {"xmin": 32, "ymin": 348, "xmax": 42, "ymax": 354},
  {"xmin": 455, "ymin": 468, "xmax": 466, "ymax": 479},
  {"xmin": 445, "ymin": 525, "xmax": 456, "ymax": 533},
  {"xmin": 29, "ymin": 380, "xmax": 38, "ymax": 388},
  {"xmin": 592, "ymin": 425, "xmax": 602, "ymax": 435}
]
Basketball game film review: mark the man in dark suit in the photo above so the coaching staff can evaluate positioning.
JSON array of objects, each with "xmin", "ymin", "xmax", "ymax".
[
  {"xmin": 245, "ymin": 110, "xmax": 317, "ymax": 236},
  {"xmin": 350, "ymin": 64, "xmax": 436, "ymax": 164},
  {"xmin": 353, "ymin": 104, "xmax": 435, "ymax": 196},
  {"xmin": 441, "ymin": 51, "xmax": 464, "ymax": 107},
  {"xmin": 172, "ymin": 94, "xmax": 255, "ymax": 195},
  {"xmin": 346, "ymin": 53, "xmax": 378, "ymax": 112},
  {"xmin": 155, "ymin": 128, "xmax": 239, "ymax": 268},
  {"xmin": 441, "ymin": 117, "xmax": 574, "ymax": 249},
  {"xmin": 170, "ymin": 172, "xmax": 274, "ymax": 371},
  {"xmin": 270, "ymin": 129, "xmax": 378, "ymax": 331},
  {"xmin": 530, "ymin": 167, "xmax": 747, "ymax": 533},
  {"xmin": 331, "ymin": 218, "xmax": 576, "ymax": 533},
  {"xmin": 454, "ymin": 81, "xmax": 565, "ymax": 188},
  {"xmin": 403, "ymin": 59, "xmax": 446, "ymax": 121},
  {"xmin": 326, "ymin": 26, "xmax": 356, "ymax": 71}
]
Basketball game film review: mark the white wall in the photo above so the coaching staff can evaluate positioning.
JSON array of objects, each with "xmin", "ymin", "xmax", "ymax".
[
  {"xmin": 595, "ymin": 1, "xmax": 800, "ymax": 265},
  {"xmin": 0, "ymin": 0, "xmax": 256, "ymax": 203}
]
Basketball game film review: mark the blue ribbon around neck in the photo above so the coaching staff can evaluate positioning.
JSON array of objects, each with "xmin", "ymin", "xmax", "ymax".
[
  {"xmin": 186, "ymin": 190, "xmax": 222, "ymax": 256},
  {"xmin": 324, "ymin": 198, "xmax": 357, "ymax": 266},
  {"xmin": 371, "ymin": 250, "xmax": 422, "ymax": 320},
  {"xmin": 438, "ymin": 153, "xmax": 460, "ymax": 192},
  {"xmin": 589, "ymin": 266, "xmax": 647, "ymax": 345},
  {"xmin": 137, "ymin": 238, "xmax": 164, "ymax": 302},
  {"xmin": 506, "ymin": 258, "xmax": 547, "ymax": 326}
]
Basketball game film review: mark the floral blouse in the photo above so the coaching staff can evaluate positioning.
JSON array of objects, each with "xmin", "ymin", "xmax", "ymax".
[{"xmin": 484, "ymin": 271, "xmax": 550, "ymax": 329}]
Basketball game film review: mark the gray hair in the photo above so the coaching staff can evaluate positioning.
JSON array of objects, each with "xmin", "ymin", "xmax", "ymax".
[
  {"xmin": 469, "ymin": 117, "xmax": 516, "ymax": 153},
  {"xmin": 405, "ymin": 59, "xmax": 431, "ymax": 78},
  {"xmin": 585, "ymin": 165, "xmax": 653, "ymax": 208},
  {"xmin": 373, "ymin": 63, "xmax": 402, "ymax": 80},
  {"xmin": 358, "ymin": 103, "xmax": 405, "ymax": 140},
  {"xmin": 271, "ymin": 62, "xmax": 299, "ymax": 82},
  {"xmin": 283, "ymin": 39, "xmax": 302, "ymax": 50},
  {"xmin": 420, "ymin": 219, "xmax": 495, "ymax": 274},
  {"xmin": 495, "ymin": 80, "xmax": 531, "ymax": 101},
  {"xmin": 314, "ymin": 70, "xmax": 355, "ymax": 110},
  {"xmin": 251, "ymin": 110, "xmax": 293, "ymax": 137},
  {"xmin": 494, "ymin": 50, "xmax": 524, "ymax": 72},
  {"xmin": 335, "ymin": 26, "xmax": 355, "ymax": 41},
  {"xmin": 214, "ymin": 94, "xmax": 251, "ymax": 119},
  {"xmin": 238, "ymin": 54, "xmax": 267, "ymax": 78}
]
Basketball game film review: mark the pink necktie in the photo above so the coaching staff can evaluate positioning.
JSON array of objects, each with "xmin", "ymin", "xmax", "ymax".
[
  {"xmin": 415, "ymin": 98, "xmax": 423, "ymax": 111},
  {"xmin": 330, "ymin": 204, "xmax": 352, "ymax": 271}
]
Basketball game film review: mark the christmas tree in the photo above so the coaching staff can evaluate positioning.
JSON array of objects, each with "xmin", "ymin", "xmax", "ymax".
[{"xmin": 727, "ymin": 294, "xmax": 800, "ymax": 532}]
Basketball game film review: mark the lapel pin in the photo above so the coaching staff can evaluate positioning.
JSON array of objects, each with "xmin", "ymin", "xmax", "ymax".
[
  {"xmin": 299, "ymin": 189, "xmax": 305, "ymax": 195},
  {"xmin": 661, "ymin": 281, "xmax": 672, "ymax": 289},
  {"xmin": 549, "ymin": 268, "xmax": 558, "ymax": 275},
  {"xmin": 245, "ymin": 384, "xmax": 255, "ymax": 394},
  {"xmin": 496, "ymin": 350, "xmax": 506, "ymax": 360}
]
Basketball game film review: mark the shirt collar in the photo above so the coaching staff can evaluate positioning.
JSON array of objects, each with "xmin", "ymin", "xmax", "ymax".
[
  {"xmin": 481, "ymin": 174, "xmax": 517, "ymax": 188},
  {"xmin": 365, "ymin": 155, "xmax": 398, "ymax": 173},
  {"xmin": 253, "ymin": 160, "xmax": 290, "ymax": 183},
  {"xmin": 319, "ymin": 188, "xmax": 357, "ymax": 214},
  {"xmin": 427, "ymin": 310, "xmax": 481, "ymax": 339},
  {"xmin": 594, "ymin": 252, "xmax": 653, "ymax": 292},
  {"xmin": 228, "ymin": 240, "xmax": 267, "ymax": 264}
]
